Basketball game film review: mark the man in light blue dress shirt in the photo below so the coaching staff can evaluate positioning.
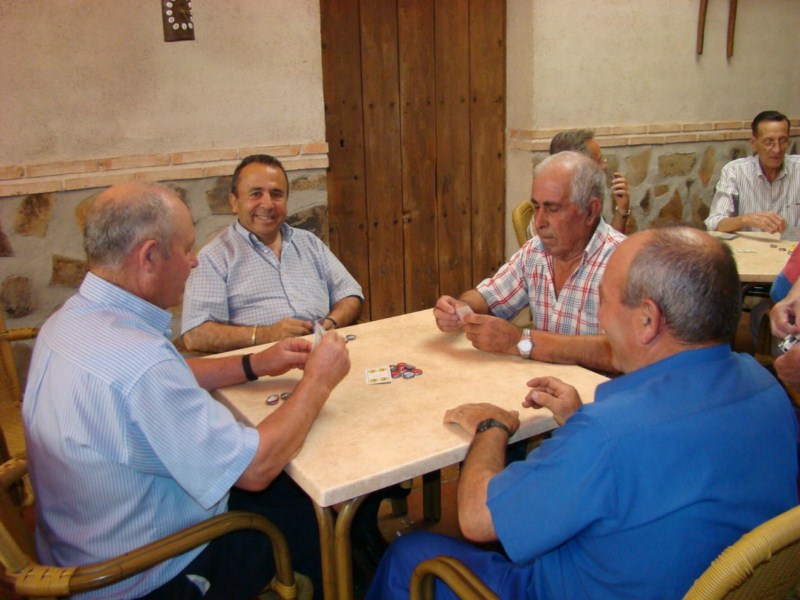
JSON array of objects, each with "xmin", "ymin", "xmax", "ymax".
[
  {"xmin": 23, "ymin": 182, "xmax": 350, "ymax": 599},
  {"xmin": 181, "ymin": 154, "xmax": 363, "ymax": 354}
]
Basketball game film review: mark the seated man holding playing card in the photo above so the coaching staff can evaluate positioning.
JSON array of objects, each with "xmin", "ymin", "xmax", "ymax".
[
  {"xmin": 435, "ymin": 151, "xmax": 625, "ymax": 373},
  {"xmin": 181, "ymin": 154, "xmax": 364, "ymax": 354}
]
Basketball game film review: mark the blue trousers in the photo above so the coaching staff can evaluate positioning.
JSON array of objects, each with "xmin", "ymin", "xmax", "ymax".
[{"xmin": 365, "ymin": 531, "xmax": 536, "ymax": 599}]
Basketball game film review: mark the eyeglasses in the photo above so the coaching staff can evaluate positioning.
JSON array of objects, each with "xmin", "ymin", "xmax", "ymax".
[{"xmin": 759, "ymin": 137, "xmax": 790, "ymax": 150}]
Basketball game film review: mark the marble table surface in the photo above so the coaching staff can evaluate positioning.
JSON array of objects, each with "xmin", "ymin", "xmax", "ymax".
[
  {"xmin": 711, "ymin": 231, "xmax": 795, "ymax": 283},
  {"xmin": 212, "ymin": 308, "xmax": 609, "ymax": 508}
]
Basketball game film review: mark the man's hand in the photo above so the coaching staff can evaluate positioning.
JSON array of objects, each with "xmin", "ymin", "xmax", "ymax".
[
  {"xmin": 523, "ymin": 376, "xmax": 582, "ymax": 426},
  {"xmin": 743, "ymin": 211, "xmax": 786, "ymax": 234},
  {"xmin": 302, "ymin": 331, "xmax": 351, "ymax": 391},
  {"xmin": 433, "ymin": 295, "xmax": 464, "ymax": 332},
  {"xmin": 462, "ymin": 313, "xmax": 521, "ymax": 354},
  {"xmin": 444, "ymin": 402, "xmax": 520, "ymax": 437},
  {"xmin": 252, "ymin": 338, "xmax": 311, "ymax": 377},
  {"xmin": 610, "ymin": 172, "xmax": 630, "ymax": 213},
  {"xmin": 771, "ymin": 296, "xmax": 800, "ymax": 337},
  {"xmin": 774, "ymin": 345, "xmax": 800, "ymax": 391},
  {"xmin": 262, "ymin": 317, "xmax": 314, "ymax": 341}
]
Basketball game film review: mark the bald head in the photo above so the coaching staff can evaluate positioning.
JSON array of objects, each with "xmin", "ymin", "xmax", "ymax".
[
  {"xmin": 620, "ymin": 227, "xmax": 741, "ymax": 344},
  {"xmin": 84, "ymin": 182, "xmax": 184, "ymax": 270}
]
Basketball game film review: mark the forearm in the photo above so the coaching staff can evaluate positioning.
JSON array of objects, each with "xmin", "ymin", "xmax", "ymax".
[
  {"xmin": 236, "ymin": 374, "xmax": 334, "ymax": 489},
  {"xmin": 188, "ymin": 353, "xmax": 257, "ymax": 390},
  {"xmin": 531, "ymin": 333, "xmax": 617, "ymax": 373},
  {"xmin": 715, "ymin": 215, "xmax": 745, "ymax": 233},
  {"xmin": 610, "ymin": 212, "xmax": 628, "ymax": 234},
  {"xmin": 326, "ymin": 296, "xmax": 362, "ymax": 329},
  {"xmin": 457, "ymin": 430, "xmax": 507, "ymax": 542},
  {"xmin": 183, "ymin": 322, "xmax": 261, "ymax": 353}
]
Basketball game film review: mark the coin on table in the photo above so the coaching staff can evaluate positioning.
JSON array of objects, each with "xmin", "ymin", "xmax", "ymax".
[
  {"xmin": 280, "ymin": 392, "xmax": 291, "ymax": 400},
  {"xmin": 266, "ymin": 394, "xmax": 281, "ymax": 406}
]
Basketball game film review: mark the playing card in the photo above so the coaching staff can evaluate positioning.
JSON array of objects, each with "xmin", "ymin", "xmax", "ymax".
[
  {"xmin": 312, "ymin": 319, "xmax": 325, "ymax": 349},
  {"xmin": 365, "ymin": 366, "xmax": 392, "ymax": 384},
  {"xmin": 455, "ymin": 304, "xmax": 473, "ymax": 322}
]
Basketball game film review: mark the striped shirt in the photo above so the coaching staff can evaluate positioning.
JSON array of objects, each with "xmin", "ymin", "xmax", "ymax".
[
  {"xmin": 181, "ymin": 222, "xmax": 363, "ymax": 335},
  {"xmin": 477, "ymin": 219, "xmax": 625, "ymax": 335},
  {"xmin": 23, "ymin": 272, "xmax": 258, "ymax": 599},
  {"xmin": 705, "ymin": 155, "xmax": 800, "ymax": 232}
]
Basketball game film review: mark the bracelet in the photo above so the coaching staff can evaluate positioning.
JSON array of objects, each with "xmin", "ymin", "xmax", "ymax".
[
  {"xmin": 242, "ymin": 353, "xmax": 258, "ymax": 382},
  {"xmin": 324, "ymin": 316, "xmax": 339, "ymax": 329},
  {"xmin": 250, "ymin": 325, "xmax": 258, "ymax": 346},
  {"xmin": 615, "ymin": 205, "xmax": 631, "ymax": 217}
]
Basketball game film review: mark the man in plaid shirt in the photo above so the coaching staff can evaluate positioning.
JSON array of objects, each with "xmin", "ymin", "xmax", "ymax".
[{"xmin": 434, "ymin": 151, "xmax": 625, "ymax": 373}]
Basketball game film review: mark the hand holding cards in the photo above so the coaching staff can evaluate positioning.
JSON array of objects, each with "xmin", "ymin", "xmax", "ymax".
[{"xmin": 455, "ymin": 303, "xmax": 473, "ymax": 323}]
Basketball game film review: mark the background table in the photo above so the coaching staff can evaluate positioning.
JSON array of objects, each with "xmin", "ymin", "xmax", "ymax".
[
  {"xmin": 711, "ymin": 231, "xmax": 795, "ymax": 283},
  {"xmin": 212, "ymin": 309, "xmax": 608, "ymax": 598}
]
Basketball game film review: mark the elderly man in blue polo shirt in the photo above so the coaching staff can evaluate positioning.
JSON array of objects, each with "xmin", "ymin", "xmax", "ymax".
[
  {"xmin": 368, "ymin": 227, "xmax": 798, "ymax": 600},
  {"xmin": 181, "ymin": 154, "xmax": 363, "ymax": 354}
]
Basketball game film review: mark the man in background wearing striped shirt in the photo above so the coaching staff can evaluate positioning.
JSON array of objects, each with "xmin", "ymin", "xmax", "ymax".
[{"xmin": 705, "ymin": 110, "xmax": 799, "ymax": 234}]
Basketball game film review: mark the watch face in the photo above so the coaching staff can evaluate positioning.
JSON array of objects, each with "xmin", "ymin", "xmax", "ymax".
[{"xmin": 518, "ymin": 340, "xmax": 533, "ymax": 352}]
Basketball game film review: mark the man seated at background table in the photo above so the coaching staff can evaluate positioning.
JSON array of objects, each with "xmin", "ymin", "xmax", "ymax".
[
  {"xmin": 549, "ymin": 128, "xmax": 631, "ymax": 233},
  {"xmin": 181, "ymin": 154, "xmax": 363, "ymax": 354},
  {"xmin": 23, "ymin": 182, "xmax": 351, "ymax": 599},
  {"xmin": 370, "ymin": 226, "xmax": 799, "ymax": 600},
  {"xmin": 705, "ymin": 110, "xmax": 799, "ymax": 234},
  {"xmin": 434, "ymin": 151, "xmax": 626, "ymax": 373}
]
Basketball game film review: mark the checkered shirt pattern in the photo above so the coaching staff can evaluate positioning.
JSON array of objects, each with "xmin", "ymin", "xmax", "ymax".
[
  {"xmin": 181, "ymin": 222, "xmax": 363, "ymax": 334},
  {"xmin": 705, "ymin": 155, "xmax": 800, "ymax": 232},
  {"xmin": 477, "ymin": 219, "xmax": 625, "ymax": 335}
]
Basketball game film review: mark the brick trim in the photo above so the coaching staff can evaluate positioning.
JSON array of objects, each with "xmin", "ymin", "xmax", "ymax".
[
  {"xmin": 0, "ymin": 142, "xmax": 329, "ymax": 198},
  {"xmin": 510, "ymin": 119, "xmax": 800, "ymax": 152}
]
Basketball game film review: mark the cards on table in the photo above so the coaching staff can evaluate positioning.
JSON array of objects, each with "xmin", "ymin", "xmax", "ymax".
[{"xmin": 365, "ymin": 366, "xmax": 392, "ymax": 385}]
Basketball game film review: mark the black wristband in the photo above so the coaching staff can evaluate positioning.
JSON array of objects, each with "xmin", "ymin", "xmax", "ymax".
[
  {"xmin": 475, "ymin": 418, "xmax": 512, "ymax": 437},
  {"xmin": 324, "ymin": 316, "xmax": 339, "ymax": 329},
  {"xmin": 242, "ymin": 353, "xmax": 258, "ymax": 382}
]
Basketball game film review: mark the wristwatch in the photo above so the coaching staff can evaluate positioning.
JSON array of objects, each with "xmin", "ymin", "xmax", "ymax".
[
  {"xmin": 475, "ymin": 418, "xmax": 512, "ymax": 437},
  {"xmin": 517, "ymin": 328, "xmax": 533, "ymax": 359}
]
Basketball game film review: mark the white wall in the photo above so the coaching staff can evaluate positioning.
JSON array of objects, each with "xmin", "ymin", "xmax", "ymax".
[{"xmin": 0, "ymin": 0, "xmax": 325, "ymax": 165}]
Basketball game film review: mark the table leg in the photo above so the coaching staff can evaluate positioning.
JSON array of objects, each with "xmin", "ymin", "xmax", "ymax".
[
  {"xmin": 334, "ymin": 495, "xmax": 365, "ymax": 600},
  {"xmin": 422, "ymin": 470, "xmax": 441, "ymax": 522},
  {"xmin": 312, "ymin": 503, "xmax": 337, "ymax": 599}
]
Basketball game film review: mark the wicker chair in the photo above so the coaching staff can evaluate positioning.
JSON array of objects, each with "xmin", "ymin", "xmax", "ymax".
[
  {"xmin": 683, "ymin": 504, "xmax": 800, "ymax": 600},
  {"xmin": 0, "ymin": 453, "xmax": 312, "ymax": 599},
  {"xmin": 410, "ymin": 556, "xmax": 498, "ymax": 600},
  {"xmin": 511, "ymin": 200, "xmax": 533, "ymax": 248},
  {"xmin": 0, "ymin": 312, "xmax": 37, "ymax": 507}
]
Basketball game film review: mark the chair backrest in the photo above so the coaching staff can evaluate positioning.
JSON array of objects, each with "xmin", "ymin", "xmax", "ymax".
[
  {"xmin": 511, "ymin": 200, "xmax": 533, "ymax": 247},
  {"xmin": 410, "ymin": 555, "xmax": 499, "ymax": 600},
  {"xmin": 683, "ymin": 504, "xmax": 800, "ymax": 600}
]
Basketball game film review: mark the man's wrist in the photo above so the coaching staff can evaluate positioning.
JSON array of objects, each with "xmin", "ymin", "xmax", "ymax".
[
  {"xmin": 614, "ymin": 205, "xmax": 631, "ymax": 217},
  {"xmin": 475, "ymin": 418, "xmax": 512, "ymax": 437}
]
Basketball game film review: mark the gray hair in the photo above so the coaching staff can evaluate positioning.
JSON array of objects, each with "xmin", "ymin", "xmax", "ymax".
[
  {"xmin": 83, "ymin": 183, "xmax": 177, "ymax": 269},
  {"xmin": 622, "ymin": 227, "xmax": 741, "ymax": 344},
  {"xmin": 549, "ymin": 129, "xmax": 595, "ymax": 156},
  {"xmin": 533, "ymin": 151, "xmax": 606, "ymax": 213}
]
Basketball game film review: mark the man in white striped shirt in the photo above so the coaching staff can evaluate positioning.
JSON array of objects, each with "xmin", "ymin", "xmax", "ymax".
[
  {"xmin": 23, "ymin": 182, "xmax": 349, "ymax": 598},
  {"xmin": 705, "ymin": 110, "xmax": 799, "ymax": 233}
]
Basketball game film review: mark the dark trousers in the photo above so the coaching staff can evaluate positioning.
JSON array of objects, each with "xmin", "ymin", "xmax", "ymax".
[{"xmin": 143, "ymin": 472, "xmax": 321, "ymax": 599}]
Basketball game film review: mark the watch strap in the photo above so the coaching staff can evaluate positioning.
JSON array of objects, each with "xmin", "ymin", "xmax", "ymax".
[
  {"xmin": 242, "ymin": 353, "xmax": 258, "ymax": 382},
  {"xmin": 475, "ymin": 418, "xmax": 512, "ymax": 437}
]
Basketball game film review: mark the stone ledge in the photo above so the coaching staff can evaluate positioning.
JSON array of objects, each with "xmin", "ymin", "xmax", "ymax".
[
  {"xmin": 510, "ymin": 119, "xmax": 798, "ymax": 152},
  {"xmin": 0, "ymin": 142, "xmax": 329, "ymax": 199}
]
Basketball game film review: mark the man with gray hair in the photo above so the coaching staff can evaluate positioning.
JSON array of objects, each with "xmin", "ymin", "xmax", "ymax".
[
  {"xmin": 371, "ymin": 226, "xmax": 798, "ymax": 599},
  {"xmin": 434, "ymin": 151, "xmax": 625, "ymax": 373},
  {"xmin": 23, "ymin": 182, "xmax": 350, "ymax": 598},
  {"xmin": 549, "ymin": 128, "xmax": 631, "ymax": 233}
]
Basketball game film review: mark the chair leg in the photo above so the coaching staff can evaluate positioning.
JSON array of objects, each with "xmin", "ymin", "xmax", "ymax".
[{"xmin": 422, "ymin": 471, "xmax": 441, "ymax": 522}]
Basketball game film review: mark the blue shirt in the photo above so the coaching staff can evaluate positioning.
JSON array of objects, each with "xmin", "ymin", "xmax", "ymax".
[
  {"xmin": 23, "ymin": 273, "xmax": 259, "ymax": 599},
  {"xmin": 488, "ymin": 345, "xmax": 798, "ymax": 599},
  {"xmin": 181, "ymin": 222, "xmax": 363, "ymax": 335}
]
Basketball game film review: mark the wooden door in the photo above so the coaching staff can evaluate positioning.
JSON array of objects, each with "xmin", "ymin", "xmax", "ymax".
[{"xmin": 321, "ymin": 0, "xmax": 505, "ymax": 321}]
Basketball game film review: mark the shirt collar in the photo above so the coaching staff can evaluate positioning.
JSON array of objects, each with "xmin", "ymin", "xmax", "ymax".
[
  {"xmin": 80, "ymin": 272, "xmax": 173, "ymax": 338},
  {"xmin": 233, "ymin": 221, "xmax": 293, "ymax": 248}
]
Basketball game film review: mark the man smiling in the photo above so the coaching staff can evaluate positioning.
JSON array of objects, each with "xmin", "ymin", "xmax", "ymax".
[
  {"xmin": 434, "ymin": 151, "xmax": 625, "ymax": 372},
  {"xmin": 182, "ymin": 154, "xmax": 363, "ymax": 353},
  {"xmin": 705, "ymin": 110, "xmax": 800, "ymax": 234}
]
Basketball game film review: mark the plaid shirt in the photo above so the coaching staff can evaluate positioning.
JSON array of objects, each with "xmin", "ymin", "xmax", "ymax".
[
  {"xmin": 705, "ymin": 155, "xmax": 800, "ymax": 232},
  {"xmin": 181, "ymin": 222, "xmax": 363, "ymax": 335},
  {"xmin": 477, "ymin": 219, "xmax": 625, "ymax": 335}
]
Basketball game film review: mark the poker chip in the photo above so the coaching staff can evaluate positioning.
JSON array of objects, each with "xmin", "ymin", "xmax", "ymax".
[
  {"xmin": 265, "ymin": 394, "xmax": 281, "ymax": 406},
  {"xmin": 401, "ymin": 371, "xmax": 415, "ymax": 379},
  {"xmin": 345, "ymin": 334, "xmax": 357, "ymax": 342},
  {"xmin": 280, "ymin": 392, "xmax": 291, "ymax": 400}
]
